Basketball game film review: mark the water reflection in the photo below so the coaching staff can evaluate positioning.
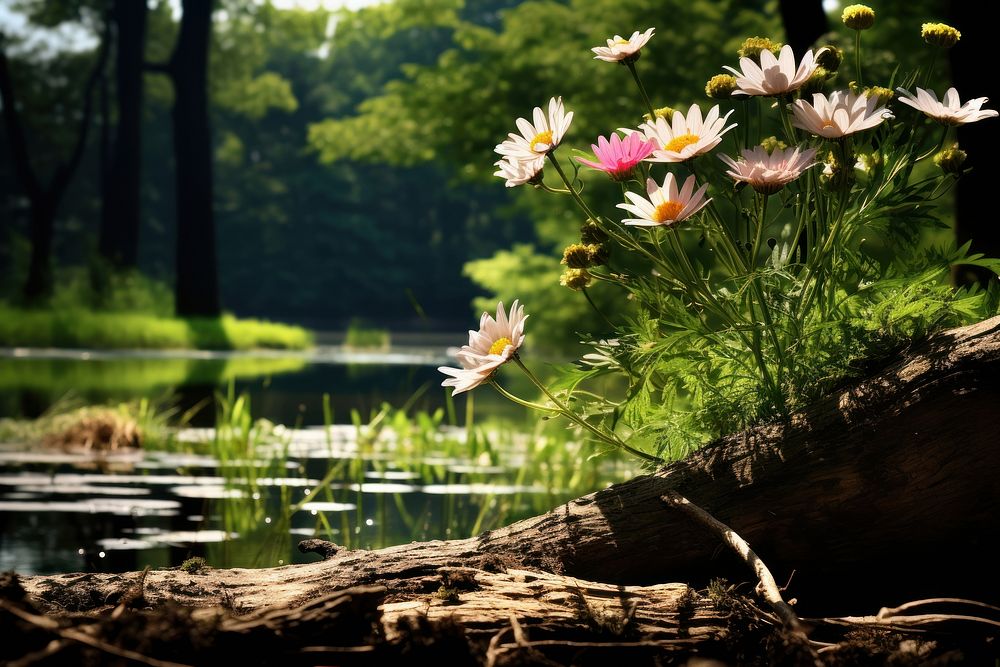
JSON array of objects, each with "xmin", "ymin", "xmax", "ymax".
[
  {"xmin": 0, "ymin": 422, "xmax": 639, "ymax": 575},
  {"xmin": 0, "ymin": 345, "xmax": 523, "ymax": 425},
  {"xmin": 0, "ymin": 345, "xmax": 625, "ymax": 575}
]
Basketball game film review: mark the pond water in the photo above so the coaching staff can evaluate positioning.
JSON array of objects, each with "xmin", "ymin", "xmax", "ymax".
[
  {"xmin": 0, "ymin": 342, "xmax": 484, "ymax": 425},
  {"xmin": 0, "ymin": 345, "xmax": 635, "ymax": 575}
]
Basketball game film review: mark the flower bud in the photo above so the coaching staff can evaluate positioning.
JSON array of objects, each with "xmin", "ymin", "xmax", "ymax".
[
  {"xmin": 815, "ymin": 45, "xmax": 843, "ymax": 72},
  {"xmin": 587, "ymin": 244, "xmax": 609, "ymax": 267},
  {"xmin": 922, "ymin": 22, "xmax": 961, "ymax": 48},
  {"xmin": 858, "ymin": 151, "xmax": 883, "ymax": 172},
  {"xmin": 581, "ymin": 220, "xmax": 609, "ymax": 245},
  {"xmin": 705, "ymin": 74, "xmax": 738, "ymax": 99},
  {"xmin": 842, "ymin": 4, "xmax": 875, "ymax": 30},
  {"xmin": 559, "ymin": 268, "xmax": 592, "ymax": 291},
  {"xmin": 759, "ymin": 136, "xmax": 788, "ymax": 154},
  {"xmin": 821, "ymin": 149, "xmax": 856, "ymax": 190},
  {"xmin": 863, "ymin": 85, "xmax": 894, "ymax": 106},
  {"xmin": 643, "ymin": 106, "xmax": 675, "ymax": 122},
  {"xmin": 561, "ymin": 243, "xmax": 592, "ymax": 269},
  {"xmin": 738, "ymin": 36, "xmax": 782, "ymax": 59},
  {"xmin": 934, "ymin": 143, "xmax": 967, "ymax": 174},
  {"xmin": 800, "ymin": 66, "xmax": 831, "ymax": 95}
]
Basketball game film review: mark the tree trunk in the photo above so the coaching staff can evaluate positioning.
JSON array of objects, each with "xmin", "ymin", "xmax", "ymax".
[
  {"xmin": 98, "ymin": 0, "xmax": 148, "ymax": 270},
  {"xmin": 0, "ymin": 27, "xmax": 109, "ymax": 304},
  {"xmin": 949, "ymin": 0, "xmax": 1000, "ymax": 287},
  {"xmin": 22, "ymin": 199, "xmax": 56, "ymax": 301},
  {"xmin": 170, "ymin": 0, "xmax": 221, "ymax": 317}
]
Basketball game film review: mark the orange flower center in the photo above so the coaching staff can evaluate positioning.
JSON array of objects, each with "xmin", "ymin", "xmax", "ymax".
[
  {"xmin": 530, "ymin": 130, "xmax": 554, "ymax": 152},
  {"xmin": 489, "ymin": 337, "xmax": 513, "ymax": 356},
  {"xmin": 653, "ymin": 201, "xmax": 685, "ymax": 223},
  {"xmin": 821, "ymin": 119, "xmax": 836, "ymax": 129},
  {"xmin": 664, "ymin": 133, "xmax": 699, "ymax": 153}
]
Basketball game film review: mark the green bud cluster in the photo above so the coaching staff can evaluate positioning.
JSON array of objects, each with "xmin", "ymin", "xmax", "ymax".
[
  {"xmin": 863, "ymin": 85, "xmax": 895, "ymax": 105},
  {"xmin": 815, "ymin": 45, "xmax": 843, "ymax": 72},
  {"xmin": 643, "ymin": 106, "xmax": 675, "ymax": 122},
  {"xmin": 801, "ymin": 67, "xmax": 831, "ymax": 95},
  {"xmin": 759, "ymin": 136, "xmax": 788, "ymax": 154},
  {"xmin": 934, "ymin": 144, "xmax": 967, "ymax": 174}
]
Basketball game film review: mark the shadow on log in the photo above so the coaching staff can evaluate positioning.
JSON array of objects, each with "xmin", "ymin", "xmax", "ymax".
[{"xmin": 7, "ymin": 316, "xmax": 1000, "ymax": 664}]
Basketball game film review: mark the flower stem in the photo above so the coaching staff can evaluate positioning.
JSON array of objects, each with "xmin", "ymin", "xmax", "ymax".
[
  {"xmin": 626, "ymin": 60, "xmax": 658, "ymax": 121},
  {"xmin": 923, "ymin": 50, "xmax": 938, "ymax": 88},
  {"xmin": 538, "ymin": 181, "xmax": 571, "ymax": 195},
  {"xmin": 778, "ymin": 95, "xmax": 798, "ymax": 145},
  {"xmin": 488, "ymin": 379, "xmax": 559, "ymax": 413},
  {"xmin": 582, "ymin": 287, "xmax": 616, "ymax": 330},
  {"xmin": 513, "ymin": 356, "xmax": 664, "ymax": 465},
  {"xmin": 547, "ymin": 153, "xmax": 598, "ymax": 221},
  {"xmin": 854, "ymin": 30, "xmax": 863, "ymax": 87}
]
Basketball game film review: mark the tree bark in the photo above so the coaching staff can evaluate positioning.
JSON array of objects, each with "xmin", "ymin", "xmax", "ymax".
[
  {"xmin": 169, "ymin": 0, "xmax": 221, "ymax": 317},
  {"xmin": 97, "ymin": 0, "xmax": 148, "ymax": 271}
]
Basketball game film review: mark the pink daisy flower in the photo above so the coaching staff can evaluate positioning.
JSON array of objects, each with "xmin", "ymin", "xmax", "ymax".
[{"xmin": 575, "ymin": 132, "xmax": 657, "ymax": 181}]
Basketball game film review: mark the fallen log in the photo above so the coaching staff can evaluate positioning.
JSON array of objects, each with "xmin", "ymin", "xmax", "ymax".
[
  {"xmin": 8, "ymin": 316, "xmax": 1000, "ymax": 663},
  {"xmin": 4, "ymin": 567, "xmax": 996, "ymax": 665}
]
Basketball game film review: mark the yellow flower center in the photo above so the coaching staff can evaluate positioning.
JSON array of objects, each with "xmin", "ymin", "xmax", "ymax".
[
  {"xmin": 664, "ymin": 133, "xmax": 699, "ymax": 153},
  {"xmin": 489, "ymin": 337, "xmax": 513, "ymax": 356},
  {"xmin": 653, "ymin": 201, "xmax": 685, "ymax": 223},
  {"xmin": 614, "ymin": 37, "xmax": 630, "ymax": 44},
  {"xmin": 530, "ymin": 130, "xmax": 553, "ymax": 152}
]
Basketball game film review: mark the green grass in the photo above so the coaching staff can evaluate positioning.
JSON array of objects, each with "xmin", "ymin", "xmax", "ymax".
[
  {"xmin": 0, "ymin": 384, "xmax": 638, "ymax": 569},
  {"xmin": 343, "ymin": 317, "xmax": 390, "ymax": 350},
  {"xmin": 0, "ymin": 306, "xmax": 312, "ymax": 350}
]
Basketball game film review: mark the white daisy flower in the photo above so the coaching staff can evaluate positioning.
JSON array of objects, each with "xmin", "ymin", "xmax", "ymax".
[
  {"xmin": 591, "ymin": 28, "xmax": 655, "ymax": 63},
  {"xmin": 896, "ymin": 87, "xmax": 998, "ymax": 125},
  {"xmin": 791, "ymin": 90, "xmax": 892, "ymax": 138},
  {"xmin": 719, "ymin": 146, "xmax": 819, "ymax": 194},
  {"xmin": 438, "ymin": 301, "xmax": 528, "ymax": 395},
  {"xmin": 494, "ymin": 97, "xmax": 574, "ymax": 162},
  {"xmin": 635, "ymin": 104, "xmax": 736, "ymax": 163},
  {"xmin": 617, "ymin": 173, "xmax": 711, "ymax": 227},
  {"xmin": 724, "ymin": 44, "xmax": 820, "ymax": 96},
  {"xmin": 494, "ymin": 156, "xmax": 544, "ymax": 188}
]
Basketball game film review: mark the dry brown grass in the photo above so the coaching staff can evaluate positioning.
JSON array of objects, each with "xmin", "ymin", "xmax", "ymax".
[{"xmin": 43, "ymin": 410, "xmax": 142, "ymax": 451}]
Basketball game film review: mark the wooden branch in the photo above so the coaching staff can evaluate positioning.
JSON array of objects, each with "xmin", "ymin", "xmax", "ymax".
[
  {"xmin": 877, "ymin": 598, "xmax": 1000, "ymax": 618},
  {"xmin": 1, "ymin": 600, "xmax": 190, "ymax": 667},
  {"xmin": 661, "ymin": 491, "xmax": 803, "ymax": 632}
]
